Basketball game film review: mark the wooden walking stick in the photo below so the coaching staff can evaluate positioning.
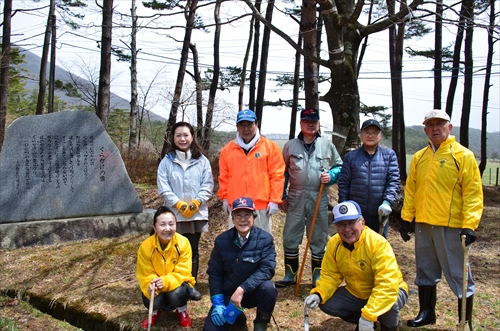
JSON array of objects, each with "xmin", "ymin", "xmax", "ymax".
[
  {"xmin": 458, "ymin": 235, "xmax": 471, "ymax": 331},
  {"xmin": 147, "ymin": 282, "xmax": 156, "ymax": 331},
  {"xmin": 294, "ymin": 182, "xmax": 325, "ymax": 297}
]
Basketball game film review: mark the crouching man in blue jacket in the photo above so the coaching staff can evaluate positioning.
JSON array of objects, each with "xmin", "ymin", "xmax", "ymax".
[{"xmin": 202, "ymin": 197, "xmax": 277, "ymax": 331}]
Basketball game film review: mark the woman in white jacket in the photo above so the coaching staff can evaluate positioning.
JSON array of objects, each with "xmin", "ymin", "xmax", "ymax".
[{"xmin": 157, "ymin": 121, "xmax": 214, "ymax": 300}]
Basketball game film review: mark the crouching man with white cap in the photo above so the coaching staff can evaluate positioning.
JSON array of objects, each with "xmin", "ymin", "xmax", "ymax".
[{"xmin": 304, "ymin": 200, "xmax": 408, "ymax": 331}]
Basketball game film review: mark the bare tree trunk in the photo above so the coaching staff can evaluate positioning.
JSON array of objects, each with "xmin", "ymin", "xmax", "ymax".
[
  {"xmin": 479, "ymin": 0, "xmax": 495, "ymax": 176},
  {"xmin": 433, "ymin": 0, "xmax": 442, "ymax": 110},
  {"xmin": 188, "ymin": 43, "xmax": 203, "ymax": 143},
  {"xmin": 238, "ymin": 16, "xmax": 254, "ymax": 111},
  {"xmin": 388, "ymin": 0, "xmax": 407, "ymax": 181},
  {"xmin": 48, "ymin": 14, "xmax": 56, "ymax": 113},
  {"xmin": 459, "ymin": 0, "xmax": 474, "ymax": 148},
  {"xmin": 301, "ymin": 0, "xmax": 319, "ymax": 110},
  {"xmin": 96, "ymin": 0, "xmax": 114, "ymax": 130},
  {"xmin": 36, "ymin": 0, "xmax": 55, "ymax": 115},
  {"xmin": 160, "ymin": 0, "xmax": 198, "ymax": 158},
  {"xmin": 445, "ymin": 0, "xmax": 467, "ymax": 117},
  {"xmin": 255, "ymin": 0, "xmax": 274, "ymax": 127},
  {"xmin": 128, "ymin": 0, "xmax": 138, "ymax": 154},
  {"xmin": 248, "ymin": 0, "xmax": 261, "ymax": 111},
  {"xmin": 289, "ymin": 33, "xmax": 302, "ymax": 140},
  {"xmin": 0, "ymin": 0, "xmax": 12, "ymax": 152},
  {"xmin": 203, "ymin": 0, "xmax": 221, "ymax": 151}
]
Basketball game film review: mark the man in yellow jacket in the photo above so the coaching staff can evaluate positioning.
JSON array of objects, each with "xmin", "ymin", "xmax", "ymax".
[
  {"xmin": 400, "ymin": 109, "xmax": 483, "ymax": 330},
  {"xmin": 304, "ymin": 200, "xmax": 408, "ymax": 331},
  {"xmin": 218, "ymin": 109, "xmax": 285, "ymax": 234}
]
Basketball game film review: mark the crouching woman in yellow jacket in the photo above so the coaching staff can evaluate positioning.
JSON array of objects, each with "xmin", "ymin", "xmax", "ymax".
[{"xmin": 136, "ymin": 206, "xmax": 196, "ymax": 329}]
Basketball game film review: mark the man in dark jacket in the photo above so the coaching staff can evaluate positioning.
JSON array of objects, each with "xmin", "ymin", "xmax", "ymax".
[
  {"xmin": 202, "ymin": 197, "xmax": 277, "ymax": 331},
  {"xmin": 338, "ymin": 119, "xmax": 400, "ymax": 237}
]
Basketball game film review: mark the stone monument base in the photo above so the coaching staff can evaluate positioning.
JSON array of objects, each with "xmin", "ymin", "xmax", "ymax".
[{"xmin": 0, "ymin": 210, "xmax": 155, "ymax": 249}]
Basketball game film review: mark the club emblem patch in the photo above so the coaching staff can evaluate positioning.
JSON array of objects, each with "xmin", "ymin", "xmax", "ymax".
[{"xmin": 339, "ymin": 205, "xmax": 349, "ymax": 214}]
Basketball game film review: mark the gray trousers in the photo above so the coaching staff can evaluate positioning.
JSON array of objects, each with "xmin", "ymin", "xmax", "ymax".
[
  {"xmin": 414, "ymin": 223, "xmax": 475, "ymax": 298},
  {"xmin": 282, "ymin": 188, "xmax": 329, "ymax": 258},
  {"xmin": 319, "ymin": 286, "xmax": 408, "ymax": 328}
]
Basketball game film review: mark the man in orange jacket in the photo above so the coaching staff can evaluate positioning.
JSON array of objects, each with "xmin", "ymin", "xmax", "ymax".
[{"xmin": 218, "ymin": 109, "xmax": 285, "ymax": 234}]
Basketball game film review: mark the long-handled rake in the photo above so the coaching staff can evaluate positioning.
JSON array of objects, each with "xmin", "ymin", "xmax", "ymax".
[
  {"xmin": 147, "ymin": 283, "xmax": 156, "ymax": 331},
  {"xmin": 304, "ymin": 303, "xmax": 309, "ymax": 331},
  {"xmin": 457, "ymin": 235, "xmax": 471, "ymax": 331}
]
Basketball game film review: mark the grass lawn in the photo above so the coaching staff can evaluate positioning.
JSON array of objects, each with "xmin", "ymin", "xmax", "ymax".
[{"xmin": 0, "ymin": 185, "xmax": 499, "ymax": 330}]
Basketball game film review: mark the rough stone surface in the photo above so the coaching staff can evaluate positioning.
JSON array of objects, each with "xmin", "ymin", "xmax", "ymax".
[
  {"xmin": 0, "ymin": 210, "xmax": 155, "ymax": 249},
  {"xmin": 0, "ymin": 111, "xmax": 143, "ymax": 223}
]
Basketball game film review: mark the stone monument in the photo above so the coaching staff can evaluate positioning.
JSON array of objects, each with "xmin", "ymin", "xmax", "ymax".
[{"xmin": 0, "ymin": 111, "xmax": 151, "ymax": 248}]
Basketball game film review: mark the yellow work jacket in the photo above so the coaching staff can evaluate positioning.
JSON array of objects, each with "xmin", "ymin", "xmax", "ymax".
[
  {"xmin": 136, "ymin": 232, "xmax": 195, "ymax": 300},
  {"xmin": 402, "ymin": 136, "xmax": 483, "ymax": 230},
  {"xmin": 311, "ymin": 227, "xmax": 408, "ymax": 322}
]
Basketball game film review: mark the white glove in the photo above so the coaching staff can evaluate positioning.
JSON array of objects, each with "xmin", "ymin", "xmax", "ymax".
[
  {"xmin": 378, "ymin": 200, "xmax": 392, "ymax": 217},
  {"xmin": 304, "ymin": 294, "xmax": 321, "ymax": 310},
  {"xmin": 358, "ymin": 316, "xmax": 374, "ymax": 331},
  {"xmin": 266, "ymin": 202, "xmax": 279, "ymax": 216},
  {"xmin": 222, "ymin": 199, "xmax": 231, "ymax": 214}
]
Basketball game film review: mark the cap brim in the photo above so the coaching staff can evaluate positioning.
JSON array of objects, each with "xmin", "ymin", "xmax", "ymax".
[
  {"xmin": 232, "ymin": 207, "xmax": 255, "ymax": 212},
  {"xmin": 333, "ymin": 214, "xmax": 360, "ymax": 224}
]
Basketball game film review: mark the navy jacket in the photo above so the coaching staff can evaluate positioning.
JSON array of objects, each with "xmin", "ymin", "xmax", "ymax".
[
  {"xmin": 207, "ymin": 226, "xmax": 276, "ymax": 297},
  {"xmin": 338, "ymin": 146, "xmax": 400, "ymax": 216}
]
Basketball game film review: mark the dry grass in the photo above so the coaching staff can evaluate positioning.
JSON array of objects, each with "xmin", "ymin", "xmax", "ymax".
[{"xmin": 0, "ymin": 185, "xmax": 499, "ymax": 331}]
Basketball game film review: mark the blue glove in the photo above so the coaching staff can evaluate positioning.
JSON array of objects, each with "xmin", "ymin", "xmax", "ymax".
[
  {"xmin": 210, "ymin": 294, "xmax": 226, "ymax": 326},
  {"xmin": 378, "ymin": 200, "xmax": 392, "ymax": 216}
]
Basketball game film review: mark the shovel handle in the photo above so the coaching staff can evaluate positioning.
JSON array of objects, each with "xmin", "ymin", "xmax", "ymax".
[{"xmin": 147, "ymin": 283, "xmax": 156, "ymax": 331}]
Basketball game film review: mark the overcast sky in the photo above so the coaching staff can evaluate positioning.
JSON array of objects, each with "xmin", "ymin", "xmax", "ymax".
[{"xmin": 10, "ymin": 0, "xmax": 500, "ymax": 135}]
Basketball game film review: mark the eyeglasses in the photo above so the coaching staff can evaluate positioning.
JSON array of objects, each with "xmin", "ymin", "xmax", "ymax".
[
  {"xmin": 335, "ymin": 219, "xmax": 361, "ymax": 229},
  {"xmin": 361, "ymin": 131, "xmax": 380, "ymax": 137},
  {"xmin": 233, "ymin": 213, "xmax": 253, "ymax": 220}
]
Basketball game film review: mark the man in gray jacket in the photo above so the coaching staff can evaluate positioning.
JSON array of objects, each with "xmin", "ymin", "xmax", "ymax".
[{"xmin": 276, "ymin": 108, "xmax": 342, "ymax": 288}]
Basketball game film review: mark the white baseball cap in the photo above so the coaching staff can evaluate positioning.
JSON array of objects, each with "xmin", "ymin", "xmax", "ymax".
[{"xmin": 332, "ymin": 200, "xmax": 362, "ymax": 224}]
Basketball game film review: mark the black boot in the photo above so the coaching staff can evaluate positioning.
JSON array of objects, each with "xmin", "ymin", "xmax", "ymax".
[
  {"xmin": 311, "ymin": 256, "xmax": 322, "ymax": 288},
  {"xmin": 458, "ymin": 295, "xmax": 474, "ymax": 331},
  {"xmin": 254, "ymin": 309, "xmax": 271, "ymax": 331},
  {"xmin": 407, "ymin": 285, "xmax": 436, "ymax": 327},
  {"xmin": 275, "ymin": 254, "xmax": 298, "ymax": 287},
  {"xmin": 189, "ymin": 254, "xmax": 202, "ymax": 301},
  {"xmin": 380, "ymin": 325, "xmax": 398, "ymax": 331}
]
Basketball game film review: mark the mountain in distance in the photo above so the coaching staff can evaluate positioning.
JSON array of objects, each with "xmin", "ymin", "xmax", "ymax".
[
  {"xmin": 16, "ymin": 45, "xmax": 167, "ymax": 122},
  {"xmin": 14, "ymin": 46, "xmax": 499, "ymax": 157}
]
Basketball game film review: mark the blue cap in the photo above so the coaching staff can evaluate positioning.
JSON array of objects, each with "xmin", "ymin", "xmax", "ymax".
[
  {"xmin": 300, "ymin": 108, "xmax": 320, "ymax": 121},
  {"xmin": 333, "ymin": 200, "xmax": 362, "ymax": 224},
  {"xmin": 361, "ymin": 119, "xmax": 381, "ymax": 131},
  {"xmin": 231, "ymin": 197, "xmax": 255, "ymax": 211},
  {"xmin": 236, "ymin": 109, "xmax": 257, "ymax": 124}
]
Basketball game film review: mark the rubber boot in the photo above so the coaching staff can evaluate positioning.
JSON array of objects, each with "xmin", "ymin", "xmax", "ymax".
[
  {"xmin": 189, "ymin": 254, "xmax": 202, "ymax": 301},
  {"xmin": 407, "ymin": 285, "xmax": 436, "ymax": 327},
  {"xmin": 275, "ymin": 254, "xmax": 298, "ymax": 287},
  {"xmin": 458, "ymin": 295, "xmax": 474, "ymax": 331},
  {"xmin": 253, "ymin": 309, "xmax": 271, "ymax": 331},
  {"xmin": 380, "ymin": 325, "xmax": 398, "ymax": 331},
  {"xmin": 311, "ymin": 256, "xmax": 322, "ymax": 288}
]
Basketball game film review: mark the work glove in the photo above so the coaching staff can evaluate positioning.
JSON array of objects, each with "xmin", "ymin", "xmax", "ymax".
[
  {"xmin": 304, "ymin": 293, "xmax": 321, "ymax": 310},
  {"xmin": 378, "ymin": 200, "xmax": 392, "ymax": 217},
  {"xmin": 210, "ymin": 294, "xmax": 226, "ymax": 326},
  {"xmin": 460, "ymin": 228, "xmax": 477, "ymax": 246},
  {"xmin": 222, "ymin": 199, "xmax": 231, "ymax": 214},
  {"xmin": 223, "ymin": 300, "xmax": 244, "ymax": 324},
  {"xmin": 175, "ymin": 201, "xmax": 189, "ymax": 214},
  {"xmin": 266, "ymin": 202, "xmax": 279, "ymax": 216},
  {"xmin": 399, "ymin": 220, "xmax": 415, "ymax": 242},
  {"xmin": 358, "ymin": 316, "xmax": 374, "ymax": 331},
  {"xmin": 183, "ymin": 199, "xmax": 201, "ymax": 218}
]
